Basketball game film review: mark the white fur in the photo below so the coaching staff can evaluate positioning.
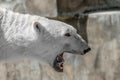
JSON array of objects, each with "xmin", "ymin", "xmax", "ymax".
[{"xmin": 0, "ymin": 8, "xmax": 89, "ymax": 66}]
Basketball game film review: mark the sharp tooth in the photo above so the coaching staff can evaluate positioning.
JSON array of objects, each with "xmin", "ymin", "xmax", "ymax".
[
  {"xmin": 59, "ymin": 63, "xmax": 63, "ymax": 70},
  {"xmin": 60, "ymin": 66, "xmax": 63, "ymax": 70}
]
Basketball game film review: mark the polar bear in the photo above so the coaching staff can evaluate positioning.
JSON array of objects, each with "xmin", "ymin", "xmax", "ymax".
[{"xmin": 0, "ymin": 8, "xmax": 91, "ymax": 72}]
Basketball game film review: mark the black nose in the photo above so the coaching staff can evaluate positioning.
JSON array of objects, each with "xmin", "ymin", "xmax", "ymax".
[{"xmin": 83, "ymin": 47, "xmax": 91, "ymax": 54}]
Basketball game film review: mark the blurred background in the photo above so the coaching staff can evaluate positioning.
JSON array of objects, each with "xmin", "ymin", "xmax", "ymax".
[{"xmin": 0, "ymin": 0, "xmax": 120, "ymax": 80}]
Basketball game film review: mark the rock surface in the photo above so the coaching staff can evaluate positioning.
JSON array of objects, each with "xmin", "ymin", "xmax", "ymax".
[
  {"xmin": 57, "ymin": 0, "xmax": 120, "ymax": 15},
  {"xmin": 0, "ymin": 0, "xmax": 57, "ymax": 17}
]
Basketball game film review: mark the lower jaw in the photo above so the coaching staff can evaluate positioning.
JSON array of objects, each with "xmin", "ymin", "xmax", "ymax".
[{"xmin": 53, "ymin": 51, "xmax": 83, "ymax": 72}]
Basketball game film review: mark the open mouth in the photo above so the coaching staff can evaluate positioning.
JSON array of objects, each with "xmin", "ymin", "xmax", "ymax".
[
  {"xmin": 53, "ymin": 48, "xmax": 91, "ymax": 72},
  {"xmin": 53, "ymin": 51, "xmax": 77, "ymax": 72},
  {"xmin": 53, "ymin": 51, "xmax": 79, "ymax": 72},
  {"xmin": 53, "ymin": 53, "xmax": 64, "ymax": 72}
]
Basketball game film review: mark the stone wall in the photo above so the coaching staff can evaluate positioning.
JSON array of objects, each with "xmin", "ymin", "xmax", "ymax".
[
  {"xmin": 0, "ymin": 0, "xmax": 57, "ymax": 17},
  {"xmin": 57, "ymin": 0, "xmax": 120, "ymax": 15}
]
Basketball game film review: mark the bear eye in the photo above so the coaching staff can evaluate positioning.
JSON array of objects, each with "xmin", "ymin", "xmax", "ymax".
[{"xmin": 64, "ymin": 33, "xmax": 71, "ymax": 37}]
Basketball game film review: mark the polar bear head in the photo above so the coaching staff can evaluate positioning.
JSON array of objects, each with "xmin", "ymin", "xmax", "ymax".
[
  {"xmin": 27, "ymin": 18, "xmax": 91, "ymax": 72},
  {"xmin": 0, "ymin": 10, "xmax": 90, "ymax": 72}
]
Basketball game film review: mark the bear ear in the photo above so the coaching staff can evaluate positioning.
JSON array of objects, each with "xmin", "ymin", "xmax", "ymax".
[{"xmin": 34, "ymin": 21, "xmax": 43, "ymax": 33}]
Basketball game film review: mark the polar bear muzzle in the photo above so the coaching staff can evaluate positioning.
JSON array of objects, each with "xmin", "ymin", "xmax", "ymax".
[{"xmin": 53, "ymin": 47, "xmax": 91, "ymax": 72}]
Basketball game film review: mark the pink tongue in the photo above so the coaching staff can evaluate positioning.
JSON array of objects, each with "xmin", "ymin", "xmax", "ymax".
[{"xmin": 58, "ymin": 62, "xmax": 63, "ymax": 70}]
